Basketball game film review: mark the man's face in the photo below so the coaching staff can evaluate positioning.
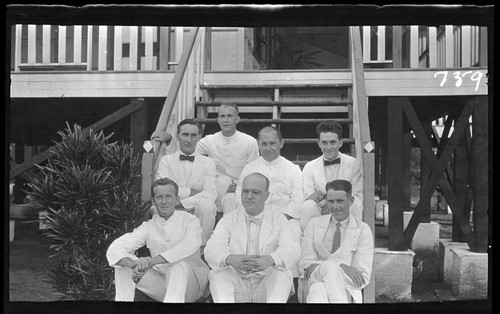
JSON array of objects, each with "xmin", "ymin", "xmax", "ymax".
[
  {"xmin": 324, "ymin": 189, "xmax": 353, "ymax": 222},
  {"xmin": 258, "ymin": 130, "xmax": 283, "ymax": 162},
  {"xmin": 177, "ymin": 123, "xmax": 200, "ymax": 155},
  {"xmin": 152, "ymin": 184, "xmax": 178, "ymax": 220},
  {"xmin": 318, "ymin": 132, "xmax": 343, "ymax": 161},
  {"xmin": 217, "ymin": 105, "xmax": 240, "ymax": 135},
  {"xmin": 241, "ymin": 175, "xmax": 269, "ymax": 216}
]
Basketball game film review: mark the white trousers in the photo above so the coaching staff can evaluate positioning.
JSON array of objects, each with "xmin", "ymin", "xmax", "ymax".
[
  {"xmin": 216, "ymin": 175, "xmax": 235, "ymax": 214},
  {"xmin": 301, "ymin": 261, "xmax": 354, "ymax": 303},
  {"xmin": 192, "ymin": 200, "xmax": 216, "ymax": 247},
  {"xmin": 209, "ymin": 266, "xmax": 293, "ymax": 303},
  {"xmin": 300, "ymin": 198, "xmax": 363, "ymax": 231},
  {"xmin": 113, "ymin": 261, "xmax": 203, "ymax": 303}
]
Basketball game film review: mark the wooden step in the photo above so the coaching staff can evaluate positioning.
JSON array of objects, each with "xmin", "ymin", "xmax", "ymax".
[
  {"xmin": 195, "ymin": 100, "xmax": 353, "ymax": 107},
  {"xmin": 200, "ymin": 83, "xmax": 352, "ymax": 90},
  {"xmin": 194, "ymin": 118, "xmax": 352, "ymax": 124}
]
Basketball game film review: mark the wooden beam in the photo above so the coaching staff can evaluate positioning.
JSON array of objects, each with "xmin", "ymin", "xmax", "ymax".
[
  {"xmin": 409, "ymin": 26, "xmax": 419, "ymax": 68},
  {"xmin": 428, "ymin": 26, "xmax": 437, "ymax": 68},
  {"xmin": 129, "ymin": 26, "xmax": 138, "ymax": 71},
  {"xmin": 461, "ymin": 26, "xmax": 472, "ymax": 67},
  {"xmin": 362, "ymin": 151, "xmax": 376, "ymax": 303},
  {"xmin": 377, "ymin": 26, "xmax": 386, "ymax": 61},
  {"xmin": 27, "ymin": 24, "xmax": 36, "ymax": 64},
  {"xmin": 42, "ymin": 25, "xmax": 51, "ymax": 64},
  {"xmin": 402, "ymin": 98, "xmax": 475, "ymax": 248},
  {"xmin": 445, "ymin": 25, "xmax": 454, "ymax": 68},
  {"xmin": 387, "ymin": 97, "xmax": 405, "ymax": 251},
  {"xmin": 98, "ymin": 26, "xmax": 107, "ymax": 71},
  {"xmin": 471, "ymin": 96, "xmax": 488, "ymax": 252},
  {"xmin": 402, "ymin": 132, "xmax": 412, "ymax": 212},
  {"xmin": 10, "ymin": 100, "xmax": 144, "ymax": 179}
]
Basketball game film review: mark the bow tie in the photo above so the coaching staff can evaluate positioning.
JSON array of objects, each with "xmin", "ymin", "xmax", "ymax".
[
  {"xmin": 245, "ymin": 215, "xmax": 262, "ymax": 225},
  {"xmin": 180, "ymin": 155, "xmax": 195, "ymax": 162},
  {"xmin": 324, "ymin": 158, "xmax": 340, "ymax": 166}
]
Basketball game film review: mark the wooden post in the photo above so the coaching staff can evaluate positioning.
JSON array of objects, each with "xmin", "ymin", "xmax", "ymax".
[
  {"xmin": 402, "ymin": 132, "xmax": 412, "ymax": 212},
  {"xmin": 452, "ymin": 124, "xmax": 471, "ymax": 242},
  {"xmin": 471, "ymin": 96, "xmax": 488, "ymax": 253},
  {"xmin": 387, "ymin": 97, "xmax": 405, "ymax": 251},
  {"xmin": 362, "ymin": 151, "xmax": 376, "ymax": 303},
  {"xmin": 380, "ymin": 144, "xmax": 388, "ymax": 199},
  {"xmin": 141, "ymin": 153, "xmax": 154, "ymax": 203},
  {"xmin": 159, "ymin": 27, "xmax": 170, "ymax": 71},
  {"xmin": 130, "ymin": 99, "xmax": 147, "ymax": 157}
]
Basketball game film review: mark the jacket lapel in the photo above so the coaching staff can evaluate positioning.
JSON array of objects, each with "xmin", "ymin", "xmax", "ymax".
[
  {"xmin": 236, "ymin": 209, "xmax": 248, "ymax": 254},
  {"xmin": 314, "ymin": 214, "xmax": 332, "ymax": 259},
  {"xmin": 169, "ymin": 152, "xmax": 186, "ymax": 185},
  {"xmin": 258, "ymin": 209, "xmax": 272, "ymax": 253},
  {"xmin": 314, "ymin": 157, "xmax": 327, "ymax": 192}
]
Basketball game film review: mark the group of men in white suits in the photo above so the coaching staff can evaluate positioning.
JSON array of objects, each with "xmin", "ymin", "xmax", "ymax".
[{"xmin": 106, "ymin": 103, "xmax": 374, "ymax": 303}]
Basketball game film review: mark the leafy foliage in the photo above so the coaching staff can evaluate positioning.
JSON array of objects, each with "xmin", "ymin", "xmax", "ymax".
[{"xmin": 27, "ymin": 122, "xmax": 150, "ymax": 300}]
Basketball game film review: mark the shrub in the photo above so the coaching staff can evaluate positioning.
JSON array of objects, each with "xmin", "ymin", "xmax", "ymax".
[{"xmin": 27, "ymin": 123, "xmax": 150, "ymax": 300}]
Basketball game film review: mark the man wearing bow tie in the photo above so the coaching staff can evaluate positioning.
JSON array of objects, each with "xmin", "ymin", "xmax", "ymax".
[
  {"xmin": 154, "ymin": 119, "xmax": 217, "ymax": 248},
  {"xmin": 298, "ymin": 180, "xmax": 373, "ymax": 303},
  {"xmin": 204, "ymin": 173, "xmax": 300, "ymax": 303},
  {"xmin": 300, "ymin": 120, "xmax": 363, "ymax": 230}
]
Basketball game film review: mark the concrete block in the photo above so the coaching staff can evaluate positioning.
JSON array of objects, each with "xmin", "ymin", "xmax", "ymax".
[
  {"xmin": 375, "ymin": 199, "xmax": 386, "ymax": 222},
  {"xmin": 438, "ymin": 239, "xmax": 469, "ymax": 284},
  {"xmin": 383, "ymin": 204, "xmax": 389, "ymax": 226},
  {"xmin": 374, "ymin": 248, "xmax": 415, "ymax": 300},
  {"xmin": 10, "ymin": 219, "xmax": 15, "ymax": 242},
  {"xmin": 410, "ymin": 222, "xmax": 440, "ymax": 258},
  {"xmin": 449, "ymin": 246, "xmax": 488, "ymax": 299}
]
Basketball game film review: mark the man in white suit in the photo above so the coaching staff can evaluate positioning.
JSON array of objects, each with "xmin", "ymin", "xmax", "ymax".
[
  {"xmin": 300, "ymin": 120, "xmax": 363, "ymax": 230},
  {"xmin": 204, "ymin": 172, "xmax": 300, "ymax": 303},
  {"xmin": 150, "ymin": 103, "xmax": 259, "ymax": 214},
  {"xmin": 196, "ymin": 103, "xmax": 260, "ymax": 214},
  {"xmin": 106, "ymin": 178, "xmax": 210, "ymax": 303},
  {"xmin": 226, "ymin": 126, "xmax": 303, "ymax": 278},
  {"xmin": 154, "ymin": 119, "xmax": 217, "ymax": 247},
  {"xmin": 298, "ymin": 179, "xmax": 373, "ymax": 303}
]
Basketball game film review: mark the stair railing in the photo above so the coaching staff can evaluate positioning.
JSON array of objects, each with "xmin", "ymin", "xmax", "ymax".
[
  {"xmin": 349, "ymin": 25, "xmax": 376, "ymax": 303},
  {"xmin": 141, "ymin": 27, "xmax": 205, "ymax": 202}
]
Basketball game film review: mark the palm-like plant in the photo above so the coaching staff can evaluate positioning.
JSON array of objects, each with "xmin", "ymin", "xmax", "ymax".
[{"xmin": 27, "ymin": 123, "xmax": 150, "ymax": 300}]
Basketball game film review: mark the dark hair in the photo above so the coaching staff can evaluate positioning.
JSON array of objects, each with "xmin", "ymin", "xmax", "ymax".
[
  {"xmin": 151, "ymin": 177, "xmax": 179, "ymax": 197},
  {"xmin": 243, "ymin": 172, "xmax": 270, "ymax": 192},
  {"xmin": 316, "ymin": 120, "xmax": 343, "ymax": 139},
  {"xmin": 177, "ymin": 118, "xmax": 201, "ymax": 135},
  {"xmin": 325, "ymin": 179, "xmax": 352, "ymax": 197},
  {"xmin": 218, "ymin": 102, "xmax": 239, "ymax": 115},
  {"xmin": 258, "ymin": 125, "xmax": 282, "ymax": 142}
]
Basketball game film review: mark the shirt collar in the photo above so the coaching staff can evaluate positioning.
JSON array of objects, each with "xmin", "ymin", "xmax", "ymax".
[{"xmin": 330, "ymin": 215, "xmax": 349, "ymax": 228}]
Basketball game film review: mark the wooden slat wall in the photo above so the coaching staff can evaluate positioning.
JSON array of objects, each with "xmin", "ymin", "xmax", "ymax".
[
  {"xmin": 58, "ymin": 25, "xmax": 67, "ymax": 63},
  {"xmin": 461, "ymin": 25, "xmax": 471, "ymax": 67},
  {"xmin": 87, "ymin": 25, "xmax": 93, "ymax": 71},
  {"xmin": 377, "ymin": 26, "xmax": 385, "ymax": 61},
  {"xmin": 114, "ymin": 26, "xmax": 122, "ymax": 71},
  {"xmin": 129, "ymin": 26, "xmax": 138, "ymax": 71},
  {"xmin": 42, "ymin": 25, "xmax": 51, "ymax": 63},
  {"xmin": 409, "ymin": 26, "xmax": 419, "ymax": 68},
  {"xmin": 15, "ymin": 25, "xmax": 22, "ymax": 71},
  {"xmin": 428, "ymin": 27, "xmax": 437, "ymax": 68},
  {"xmin": 362, "ymin": 26, "xmax": 371, "ymax": 61},
  {"xmin": 144, "ymin": 26, "xmax": 154, "ymax": 70},
  {"xmin": 74, "ymin": 25, "xmax": 82, "ymax": 64},
  {"xmin": 27, "ymin": 25, "xmax": 36, "ymax": 64},
  {"xmin": 98, "ymin": 26, "xmax": 107, "ymax": 71}
]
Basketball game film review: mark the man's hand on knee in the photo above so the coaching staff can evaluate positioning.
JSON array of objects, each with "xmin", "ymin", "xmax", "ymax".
[
  {"xmin": 226, "ymin": 182, "xmax": 237, "ymax": 193},
  {"xmin": 339, "ymin": 264, "xmax": 366, "ymax": 288}
]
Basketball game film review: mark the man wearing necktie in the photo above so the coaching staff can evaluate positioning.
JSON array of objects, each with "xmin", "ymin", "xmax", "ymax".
[
  {"xmin": 154, "ymin": 119, "xmax": 217, "ymax": 249},
  {"xmin": 300, "ymin": 120, "xmax": 364, "ymax": 230},
  {"xmin": 204, "ymin": 173, "xmax": 300, "ymax": 303},
  {"xmin": 298, "ymin": 180, "xmax": 374, "ymax": 303}
]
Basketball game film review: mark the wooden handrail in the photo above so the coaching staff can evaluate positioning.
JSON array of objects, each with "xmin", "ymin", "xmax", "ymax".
[
  {"xmin": 151, "ymin": 27, "xmax": 202, "ymax": 168},
  {"xmin": 9, "ymin": 99, "xmax": 144, "ymax": 179}
]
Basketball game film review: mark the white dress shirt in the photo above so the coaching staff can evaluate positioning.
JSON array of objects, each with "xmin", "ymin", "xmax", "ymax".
[
  {"xmin": 196, "ymin": 131, "xmax": 259, "ymax": 181},
  {"xmin": 236, "ymin": 156, "xmax": 304, "ymax": 219}
]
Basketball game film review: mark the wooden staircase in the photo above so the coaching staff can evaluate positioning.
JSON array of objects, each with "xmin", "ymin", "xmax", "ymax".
[{"xmin": 193, "ymin": 83, "xmax": 356, "ymax": 168}]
